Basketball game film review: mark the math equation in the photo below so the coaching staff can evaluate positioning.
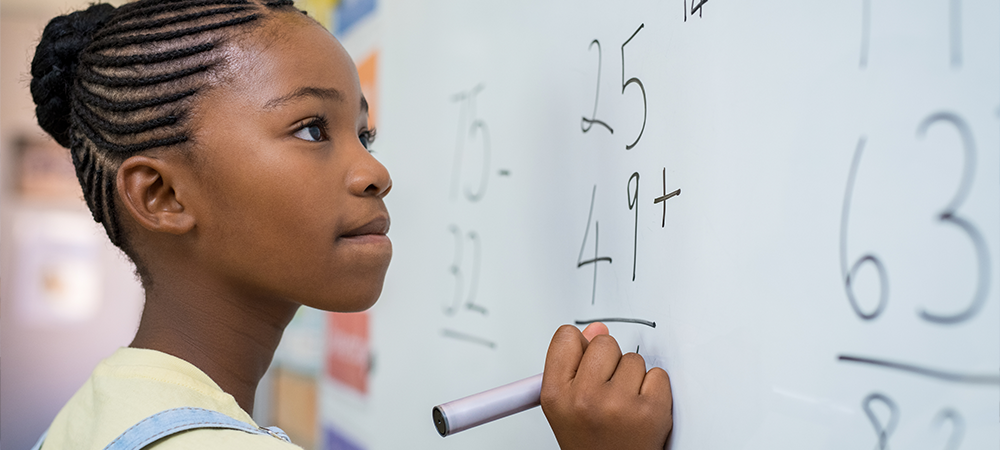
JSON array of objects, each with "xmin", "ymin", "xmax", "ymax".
[{"xmin": 837, "ymin": 3, "xmax": 998, "ymax": 448}]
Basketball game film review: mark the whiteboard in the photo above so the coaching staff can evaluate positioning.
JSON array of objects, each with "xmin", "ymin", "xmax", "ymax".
[{"xmin": 320, "ymin": 1, "xmax": 1000, "ymax": 449}]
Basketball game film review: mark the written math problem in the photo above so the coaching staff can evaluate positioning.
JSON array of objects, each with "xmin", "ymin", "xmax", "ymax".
[
  {"xmin": 439, "ymin": 84, "xmax": 502, "ymax": 350},
  {"xmin": 837, "ymin": 7, "xmax": 997, "ymax": 449},
  {"xmin": 373, "ymin": 1, "xmax": 1000, "ymax": 448},
  {"xmin": 575, "ymin": 22, "xmax": 680, "ymax": 336}
]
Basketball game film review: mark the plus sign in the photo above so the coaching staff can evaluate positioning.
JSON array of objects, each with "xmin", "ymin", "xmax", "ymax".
[{"xmin": 653, "ymin": 167, "xmax": 680, "ymax": 227}]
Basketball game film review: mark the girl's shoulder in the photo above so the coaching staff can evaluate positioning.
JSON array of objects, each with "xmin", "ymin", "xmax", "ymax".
[{"xmin": 41, "ymin": 348, "xmax": 301, "ymax": 450}]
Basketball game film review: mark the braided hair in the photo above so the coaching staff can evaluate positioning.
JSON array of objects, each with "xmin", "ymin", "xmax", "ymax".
[{"xmin": 30, "ymin": 0, "xmax": 299, "ymax": 278}]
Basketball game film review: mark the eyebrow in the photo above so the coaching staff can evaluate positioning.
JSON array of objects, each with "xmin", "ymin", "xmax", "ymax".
[{"xmin": 262, "ymin": 86, "xmax": 344, "ymax": 110}]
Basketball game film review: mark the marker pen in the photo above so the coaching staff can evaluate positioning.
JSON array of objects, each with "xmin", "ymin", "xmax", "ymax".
[{"xmin": 432, "ymin": 373, "xmax": 543, "ymax": 437}]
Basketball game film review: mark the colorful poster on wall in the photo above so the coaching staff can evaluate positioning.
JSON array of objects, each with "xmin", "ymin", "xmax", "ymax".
[
  {"xmin": 334, "ymin": 0, "xmax": 376, "ymax": 36},
  {"xmin": 325, "ymin": 311, "xmax": 371, "ymax": 395},
  {"xmin": 269, "ymin": 308, "xmax": 325, "ymax": 449},
  {"xmin": 297, "ymin": 0, "xmax": 338, "ymax": 31},
  {"xmin": 295, "ymin": 0, "xmax": 376, "ymax": 37},
  {"xmin": 356, "ymin": 51, "xmax": 378, "ymax": 129},
  {"xmin": 271, "ymin": 367, "xmax": 319, "ymax": 449},
  {"xmin": 273, "ymin": 307, "xmax": 325, "ymax": 374}
]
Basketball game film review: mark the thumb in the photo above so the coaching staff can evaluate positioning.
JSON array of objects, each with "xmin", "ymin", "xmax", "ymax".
[{"xmin": 581, "ymin": 322, "xmax": 609, "ymax": 342}]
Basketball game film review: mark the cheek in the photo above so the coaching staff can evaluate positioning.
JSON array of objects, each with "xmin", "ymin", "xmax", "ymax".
[
  {"xmin": 201, "ymin": 148, "xmax": 342, "ymax": 264},
  {"xmin": 192, "ymin": 135, "xmax": 391, "ymax": 308}
]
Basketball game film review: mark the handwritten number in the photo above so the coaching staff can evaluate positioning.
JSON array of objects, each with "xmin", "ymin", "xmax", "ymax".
[
  {"xmin": 446, "ymin": 225, "xmax": 464, "ymax": 315},
  {"xmin": 840, "ymin": 137, "xmax": 890, "ymax": 320},
  {"xmin": 916, "ymin": 113, "xmax": 989, "ymax": 324},
  {"xmin": 578, "ymin": 186, "xmax": 613, "ymax": 305},
  {"xmin": 934, "ymin": 409, "xmax": 964, "ymax": 450},
  {"xmin": 581, "ymin": 24, "xmax": 647, "ymax": 149},
  {"xmin": 621, "ymin": 24, "xmax": 647, "ymax": 150},
  {"xmin": 860, "ymin": 396, "xmax": 965, "ymax": 450},
  {"xmin": 684, "ymin": 0, "xmax": 707, "ymax": 21},
  {"xmin": 862, "ymin": 393, "xmax": 899, "ymax": 450},
  {"xmin": 465, "ymin": 119, "xmax": 491, "ymax": 201},
  {"xmin": 450, "ymin": 85, "xmax": 490, "ymax": 202},
  {"xmin": 465, "ymin": 231, "xmax": 485, "ymax": 314},
  {"xmin": 841, "ymin": 115, "xmax": 988, "ymax": 324},
  {"xmin": 627, "ymin": 172, "xmax": 640, "ymax": 281},
  {"xmin": 446, "ymin": 225, "xmax": 487, "ymax": 316},
  {"xmin": 690, "ymin": 0, "xmax": 707, "ymax": 17},
  {"xmin": 582, "ymin": 40, "xmax": 613, "ymax": 134}
]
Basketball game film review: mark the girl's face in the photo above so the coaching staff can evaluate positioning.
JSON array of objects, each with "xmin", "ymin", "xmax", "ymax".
[{"xmin": 180, "ymin": 12, "xmax": 392, "ymax": 312}]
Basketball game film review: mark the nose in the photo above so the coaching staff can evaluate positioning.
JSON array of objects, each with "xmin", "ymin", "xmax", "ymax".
[{"xmin": 347, "ymin": 148, "xmax": 392, "ymax": 198}]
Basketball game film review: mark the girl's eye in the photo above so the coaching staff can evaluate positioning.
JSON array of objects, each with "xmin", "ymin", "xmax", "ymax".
[
  {"xmin": 293, "ymin": 118, "xmax": 328, "ymax": 142},
  {"xmin": 359, "ymin": 128, "xmax": 377, "ymax": 150}
]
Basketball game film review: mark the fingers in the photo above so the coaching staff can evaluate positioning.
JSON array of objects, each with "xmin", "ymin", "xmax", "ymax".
[
  {"xmin": 581, "ymin": 322, "xmax": 609, "ymax": 342},
  {"xmin": 541, "ymin": 324, "xmax": 674, "ymax": 450},
  {"xmin": 575, "ymin": 334, "xmax": 623, "ymax": 385},
  {"xmin": 543, "ymin": 324, "xmax": 590, "ymax": 384},
  {"xmin": 640, "ymin": 367, "xmax": 672, "ymax": 404},
  {"xmin": 610, "ymin": 352, "xmax": 649, "ymax": 394},
  {"xmin": 544, "ymin": 323, "xmax": 669, "ymax": 402},
  {"xmin": 641, "ymin": 367, "xmax": 674, "ymax": 440}
]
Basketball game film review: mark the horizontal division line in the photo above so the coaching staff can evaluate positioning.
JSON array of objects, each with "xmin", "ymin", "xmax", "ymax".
[
  {"xmin": 442, "ymin": 328, "xmax": 496, "ymax": 349},
  {"xmin": 838, "ymin": 354, "xmax": 1000, "ymax": 385},
  {"xmin": 578, "ymin": 257, "xmax": 612, "ymax": 267},
  {"xmin": 575, "ymin": 317, "xmax": 656, "ymax": 328}
]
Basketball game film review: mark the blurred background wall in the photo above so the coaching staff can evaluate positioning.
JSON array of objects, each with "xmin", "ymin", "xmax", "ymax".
[
  {"xmin": 0, "ymin": 1, "xmax": 363, "ymax": 448},
  {"xmin": 0, "ymin": 0, "xmax": 142, "ymax": 449},
  {"xmin": 2, "ymin": 1, "xmax": 152, "ymax": 448}
]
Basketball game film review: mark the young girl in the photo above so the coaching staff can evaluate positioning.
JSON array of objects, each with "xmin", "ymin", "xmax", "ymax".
[{"xmin": 28, "ymin": 0, "xmax": 673, "ymax": 448}]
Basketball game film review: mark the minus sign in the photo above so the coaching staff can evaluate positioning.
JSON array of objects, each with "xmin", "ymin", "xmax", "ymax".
[
  {"xmin": 654, "ymin": 189, "xmax": 681, "ymax": 204},
  {"xmin": 498, "ymin": 169, "xmax": 511, "ymax": 176},
  {"xmin": 575, "ymin": 317, "xmax": 656, "ymax": 328},
  {"xmin": 442, "ymin": 328, "xmax": 497, "ymax": 349}
]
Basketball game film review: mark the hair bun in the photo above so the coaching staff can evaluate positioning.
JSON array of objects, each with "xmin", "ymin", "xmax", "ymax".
[{"xmin": 30, "ymin": 3, "xmax": 116, "ymax": 148}]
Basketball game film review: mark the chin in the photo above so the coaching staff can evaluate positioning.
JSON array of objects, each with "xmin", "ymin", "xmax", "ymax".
[
  {"xmin": 340, "ymin": 289, "xmax": 383, "ymax": 313},
  {"xmin": 313, "ymin": 267, "xmax": 389, "ymax": 313}
]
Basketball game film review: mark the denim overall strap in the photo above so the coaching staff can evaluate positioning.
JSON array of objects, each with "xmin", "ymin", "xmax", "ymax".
[
  {"xmin": 100, "ymin": 407, "xmax": 291, "ymax": 450},
  {"xmin": 28, "ymin": 407, "xmax": 291, "ymax": 450},
  {"xmin": 29, "ymin": 430, "xmax": 47, "ymax": 450}
]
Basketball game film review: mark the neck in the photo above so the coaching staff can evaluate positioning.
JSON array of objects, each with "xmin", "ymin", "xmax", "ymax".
[{"xmin": 130, "ymin": 276, "xmax": 299, "ymax": 414}]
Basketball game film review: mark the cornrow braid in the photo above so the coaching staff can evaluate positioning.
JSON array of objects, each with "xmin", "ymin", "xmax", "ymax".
[
  {"xmin": 30, "ymin": 0, "xmax": 302, "ymax": 280},
  {"xmin": 81, "ymin": 42, "xmax": 215, "ymax": 67},
  {"xmin": 102, "ymin": 0, "xmax": 251, "ymax": 30},
  {"xmin": 92, "ymin": 5, "xmax": 254, "ymax": 40},
  {"xmin": 75, "ymin": 86, "xmax": 199, "ymax": 112},
  {"xmin": 71, "ymin": 106, "xmax": 190, "ymax": 154},
  {"xmin": 71, "ymin": 97, "xmax": 181, "ymax": 135},
  {"xmin": 87, "ymin": 13, "xmax": 262, "ymax": 51},
  {"xmin": 79, "ymin": 63, "xmax": 212, "ymax": 87}
]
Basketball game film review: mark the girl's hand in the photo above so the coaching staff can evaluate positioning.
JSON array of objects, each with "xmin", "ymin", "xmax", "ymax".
[{"xmin": 541, "ymin": 323, "xmax": 673, "ymax": 450}]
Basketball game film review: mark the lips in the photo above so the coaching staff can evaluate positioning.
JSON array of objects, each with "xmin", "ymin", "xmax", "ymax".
[{"xmin": 341, "ymin": 216, "xmax": 390, "ymax": 239}]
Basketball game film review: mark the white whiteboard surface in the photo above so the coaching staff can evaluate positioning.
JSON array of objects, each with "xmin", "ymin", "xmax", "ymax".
[{"xmin": 327, "ymin": 1, "xmax": 1000, "ymax": 449}]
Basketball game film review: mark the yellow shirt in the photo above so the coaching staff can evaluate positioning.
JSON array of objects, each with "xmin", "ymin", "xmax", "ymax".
[{"xmin": 40, "ymin": 347, "xmax": 302, "ymax": 450}]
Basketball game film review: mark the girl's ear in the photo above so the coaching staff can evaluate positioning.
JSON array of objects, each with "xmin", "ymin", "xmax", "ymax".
[{"xmin": 116, "ymin": 155, "xmax": 196, "ymax": 235}]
